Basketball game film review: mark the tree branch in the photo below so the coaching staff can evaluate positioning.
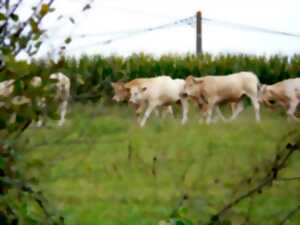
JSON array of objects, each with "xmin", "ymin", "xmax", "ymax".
[
  {"xmin": 209, "ymin": 141, "xmax": 299, "ymax": 221},
  {"xmin": 0, "ymin": 0, "xmax": 23, "ymax": 44},
  {"xmin": 14, "ymin": 0, "xmax": 55, "ymax": 57},
  {"xmin": 218, "ymin": 177, "xmax": 273, "ymax": 217},
  {"xmin": 277, "ymin": 204, "xmax": 300, "ymax": 225}
]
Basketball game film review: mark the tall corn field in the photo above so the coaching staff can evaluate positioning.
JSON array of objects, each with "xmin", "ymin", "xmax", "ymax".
[{"xmin": 17, "ymin": 53, "xmax": 300, "ymax": 101}]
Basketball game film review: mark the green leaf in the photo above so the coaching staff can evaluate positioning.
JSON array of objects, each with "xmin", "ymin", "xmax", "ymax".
[
  {"xmin": 30, "ymin": 19, "xmax": 39, "ymax": 33},
  {"xmin": 1, "ymin": 46, "xmax": 11, "ymax": 55},
  {"xmin": 40, "ymin": 4, "xmax": 49, "ymax": 16},
  {"xmin": 10, "ymin": 13, "xmax": 19, "ymax": 22},
  {"xmin": 19, "ymin": 36, "xmax": 29, "ymax": 49},
  {"xmin": 178, "ymin": 207, "xmax": 188, "ymax": 217},
  {"xmin": 35, "ymin": 41, "xmax": 42, "ymax": 49},
  {"xmin": 64, "ymin": 37, "xmax": 72, "ymax": 44},
  {"xmin": 170, "ymin": 219, "xmax": 186, "ymax": 225},
  {"xmin": 0, "ymin": 12, "xmax": 6, "ymax": 20}
]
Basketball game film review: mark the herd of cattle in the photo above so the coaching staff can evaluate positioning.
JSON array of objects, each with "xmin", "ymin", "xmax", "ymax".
[
  {"xmin": 0, "ymin": 71, "xmax": 299, "ymax": 127},
  {"xmin": 112, "ymin": 71, "xmax": 300, "ymax": 126}
]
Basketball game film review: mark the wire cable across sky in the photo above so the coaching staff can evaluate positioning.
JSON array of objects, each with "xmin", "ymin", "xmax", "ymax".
[{"xmin": 65, "ymin": 13, "xmax": 300, "ymax": 53}]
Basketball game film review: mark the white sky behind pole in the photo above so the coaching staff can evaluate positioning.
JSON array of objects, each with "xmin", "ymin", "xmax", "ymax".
[{"xmin": 16, "ymin": 0, "xmax": 300, "ymax": 58}]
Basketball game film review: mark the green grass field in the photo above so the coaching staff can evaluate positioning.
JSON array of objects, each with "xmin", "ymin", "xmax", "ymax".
[{"xmin": 17, "ymin": 102, "xmax": 300, "ymax": 225}]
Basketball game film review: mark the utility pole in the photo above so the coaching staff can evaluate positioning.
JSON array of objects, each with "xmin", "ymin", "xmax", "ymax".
[{"xmin": 196, "ymin": 11, "xmax": 202, "ymax": 55}]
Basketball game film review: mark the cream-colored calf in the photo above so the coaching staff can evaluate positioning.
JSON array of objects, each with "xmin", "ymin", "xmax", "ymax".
[
  {"xmin": 111, "ymin": 81, "xmax": 174, "ymax": 122},
  {"xmin": 49, "ymin": 73, "xmax": 71, "ymax": 126},
  {"xmin": 260, "ymin": 78, "xmax": 300, "ymax": 121},
  {"xmin": 125, "ymin": 76, "xmax": 188, "ymax": 127},
  {"xmin": 183, "ymin": 71, "xmax": 260, "ymax": 124}
]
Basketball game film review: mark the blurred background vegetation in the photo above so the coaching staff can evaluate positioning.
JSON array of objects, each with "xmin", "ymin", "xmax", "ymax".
[{"xmin": 25, "ymin": 53, "xmax": 300, "ymax": 102}]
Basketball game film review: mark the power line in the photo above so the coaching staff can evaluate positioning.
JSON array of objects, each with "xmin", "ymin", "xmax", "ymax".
[
  {"xmin": 40, "ymin": 11, "xmax": 300, "ymax": 55},
  {"xmin": 201, "ymin": 17, "xmax": 300, "ymax": 38},
  {"xmin": 53, "ymin": 15, "xmax": 300, "ymax": 43},
  {"xmin": 67, "ymin": 14, "xmax": 300, "ymax": 52},
  {"xmin": 67, "ymin": 15, "xmax": 195, "ymax": 52}
]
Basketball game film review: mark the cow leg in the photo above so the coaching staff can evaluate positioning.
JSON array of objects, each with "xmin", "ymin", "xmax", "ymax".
[
  {"xmin": 204, "ymin": 103, "xmax": 215, "ymax": 124},
  {"xmin": 166, "ymin": 105, "xmax": 174, "ymax": 118},
  {"xmin": 161, "ymin": 105, "xmax": 174, "ymax": 119},
  {"xmin": 36, "ymin": 117, "xmax": 43, "ymax": 127},
  {"xmin": 36, "ymin": 98, "xmax": 46, "ymax": 127},
  {"xmin": 140, "ymin": 102, "xmax": 157, "ymax": 127},
  {"xmin": 249, "ymin": 96, "xmax": 260, "ymax": 122},
  {"xmin": 58, "ymin": 100, "xmax": 68, "ymax": 126},
  {"xmin": 197, "ymin": 101, "xmax": 204, "ymax": 122},
  {"xmin": 229, "ymin": 101, "xmax": 244, "ymax": 121},
  {"xmin": 215, "ymin": 106, "xmax": 227, "ymax": 122},
  {"xmin": 180, "ymin": 98, "xmax": 188, "ymax": 124},
  {"xmin": 287, "ymin": 100, "xmax": 299, "ymax": 121},
  {"xmin": 135, "ymin": 103, "xmax": 145, "ymax": 122},
  {"xmin": 154, "ymin": 108, "xmax": 160, "ymax": 117}
]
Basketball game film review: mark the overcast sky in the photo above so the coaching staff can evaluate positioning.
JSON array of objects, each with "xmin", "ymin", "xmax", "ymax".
[{"xmin": 19, "ymin": 0, "xmax": 300, "ymax": 58}]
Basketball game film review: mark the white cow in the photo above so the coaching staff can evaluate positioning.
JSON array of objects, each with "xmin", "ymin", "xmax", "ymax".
[
  {"xmin": 0, "ymin": 73, "xmax": 70, "ymax": 127},
  {"xmin": 111, "ymin": 81, "xmax": 174, "ymax": 122},
  {"xmin": 0, "ymin": 79, "xmax": 14, "ymax": 99},
  {"xmin": 0, "ymin": 79, "xmax": 10, "ymax": 113},
  {"xmin": 260, "ymin": 78, "xmax": 300, "ymax": 121},
  {"xmin": 182, "ymin": 71, "xmax": 261, "ymax": 124},
  {"xmin": 125, "ymin": 76, "xmax": 188, "ymax": 127},
  {"xmin": 0, "ymin": 77, "xmax": 40, "ymax": 124},
  {"xmin": 49, "ymin": 72, "xmax": 71, "ymax": 126}
]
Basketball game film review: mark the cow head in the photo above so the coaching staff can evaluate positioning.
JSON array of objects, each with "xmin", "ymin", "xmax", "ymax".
[
  {"xmin": 111, "ymin": 81, "xmax": 130, "ymax": 102},
  {"xmin": 259, "ymin": 85, "xmax": 276, "ymax": 108},
  {"xmin": 128, "ymin": 86, "xmax": 147, "ymax": 104},
  {"xmin": 50, "ymin": 73, "xmax": 60, "ymax": 80},
  {"xmin": 30, "ymin": 76, "xmax": 42, "ymax": 87},
  {"xmin": 182, "ymin": 75, "xmax": 204, "ymax": 98}
]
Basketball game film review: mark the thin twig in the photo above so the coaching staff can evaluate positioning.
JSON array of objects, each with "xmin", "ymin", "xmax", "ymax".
[
  {"xmin": 218, "ymin": 177, "xmax": 273, "ymax": 217},
  {"xmin": 277, "ymin": 176, "xmax": 300, "ymax": 181},
  {"xmin": 277, "ymin": 204, "xmax": 300, "ymax": 225},
  {"xmin": 13, "ymin": 0, "xmax": 48, "ymax": 56},
  {"xmin": 0, "ymin": 0, "xmax": 23, "ymax": 35},
  {"xmin": 211, "ymin": 141, "xmax": 299, "ymax": 220}
]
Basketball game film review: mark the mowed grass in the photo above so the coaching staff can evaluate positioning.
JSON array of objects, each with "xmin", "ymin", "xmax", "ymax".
[{"xmin": 18, "ymin": 102, "xmax": 300, "ymax": 225}]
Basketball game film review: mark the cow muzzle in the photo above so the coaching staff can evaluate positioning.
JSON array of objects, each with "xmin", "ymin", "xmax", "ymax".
[{"xmin": 180, "ymin": 92, "xmax": 188, "ymax": 98}]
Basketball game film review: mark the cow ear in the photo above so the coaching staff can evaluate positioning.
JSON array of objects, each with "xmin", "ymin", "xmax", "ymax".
[
  {"xmin": 260, "ymin": 85, "xmax": 268, "ymax": 93},
  {"xmin": 142, "ymin": 87, "xmax": 147, "ymax": 92},
  {"xmin": 193, "ymin": 77, "xmax": 204, "ymax": 84},
  {"xmin": 186, "ymin": 75, "xmax": 195, "ymax": 82}
]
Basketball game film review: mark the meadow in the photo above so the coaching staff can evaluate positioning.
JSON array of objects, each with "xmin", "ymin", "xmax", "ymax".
[{"xmin": 17, "ymin": 102, "xmax": 300, "ymax": 225}]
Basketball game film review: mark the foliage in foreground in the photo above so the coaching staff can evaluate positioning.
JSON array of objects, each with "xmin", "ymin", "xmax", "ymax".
[{"xmin": 0, "ymin": 0, "xmax": 69, "ymax": 224}]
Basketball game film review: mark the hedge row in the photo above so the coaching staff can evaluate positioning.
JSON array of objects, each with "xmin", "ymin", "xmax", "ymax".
[{"xmin": 30, "ymin": 53, "xmax": 300, "ymax": 101}]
